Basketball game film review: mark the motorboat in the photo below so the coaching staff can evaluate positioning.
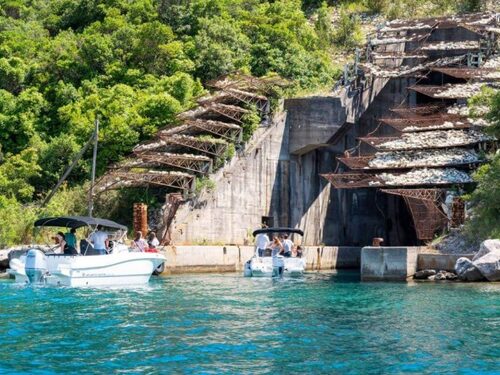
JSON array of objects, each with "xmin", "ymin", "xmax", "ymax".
[
  {"xmin": 244, "ymin": 227, "xmax": 306, "ymax": 277},
  {"xmin": 7, "ymin": 216, "xmax": 166, "ymax": 287}
]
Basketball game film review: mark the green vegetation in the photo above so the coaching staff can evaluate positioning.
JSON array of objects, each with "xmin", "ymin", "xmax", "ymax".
[
  {"xmin": 465, "ymin": 88, "xmax": 500, "ymax": 240},
  {"xmin": 0, "ymin": 0, "xmax": 495, "ymax": 246},
  {"xmin": 194, "ymin": 177, "xmax": 216, "ymax": 196}
]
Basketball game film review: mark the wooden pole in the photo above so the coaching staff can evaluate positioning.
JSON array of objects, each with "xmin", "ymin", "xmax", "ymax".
[
  {"xmin": 41, "ymin": 129, "xmax": 96, "ymax": 207},
  {"xmin": 88, "ymin": 117, "xmax": 99, "ymax": 217}
]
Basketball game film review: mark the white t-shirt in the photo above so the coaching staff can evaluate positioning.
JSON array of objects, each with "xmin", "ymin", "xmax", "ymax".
[
  {"xmin": 283, "ymin": 239, "xmax": 293, "ymax": 254},
  {"xmin": 90, "ymin": 231, "xmax": 108, "ymax": 250},
  {"xmin": 255, "ymin": 233, "xmax": 269, "ymax": 249},
  {"xmin": 150, "ymin": 237, "xmax": 160, "ymax": 247}
]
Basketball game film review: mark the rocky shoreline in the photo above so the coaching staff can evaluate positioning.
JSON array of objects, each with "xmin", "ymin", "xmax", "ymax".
[{"xmin": 414, "ymin": 239, "xmax": 500, "ymax": 282}]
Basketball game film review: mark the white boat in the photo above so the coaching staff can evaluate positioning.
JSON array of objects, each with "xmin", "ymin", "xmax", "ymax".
[
  {"xmin": 7, "ymin": 216, "xmax": 166, "ymax": 287},
  {"xmin": 244, "ymin": 227, "xmax": 306, "ymax": 277}
]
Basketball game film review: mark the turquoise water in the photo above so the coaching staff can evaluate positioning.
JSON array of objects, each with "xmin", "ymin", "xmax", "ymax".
[{"xmin": 0, "ymin": 272, "xmax": 499, "ymax": 374}]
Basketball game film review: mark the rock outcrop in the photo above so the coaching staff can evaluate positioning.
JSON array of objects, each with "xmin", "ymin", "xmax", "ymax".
[
  {"xmin": 455, "ymin": 239, "xmax": 500, "ymax": 282},
  {"xmin": 414, "ymin": 269, "xmax": 436, "ymax": 279}
]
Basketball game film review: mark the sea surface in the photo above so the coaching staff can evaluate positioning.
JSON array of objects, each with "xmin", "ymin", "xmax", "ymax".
[{"xmin": 0, "ymin": 272, "xmax": 499, "ymax": 374}]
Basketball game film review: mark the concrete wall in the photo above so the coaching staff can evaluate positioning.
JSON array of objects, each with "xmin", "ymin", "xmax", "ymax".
[
  {"xmin": 169, "ymin": 111, "xmax": 289, "ymax": 245},
  {"xmin": 360, "ymin": 246, "xmax": 427, "ymax": 281},
  {"xmin": 417, "ymin": 253, "xmax": 474, "ymax": 272},
  {"xmin": 285, "ymin": 97, "xmax": 346, "ymax": 155},
  {"xmin": 161, "ymin": 245, "xmax": 361, "ymax": 274}
]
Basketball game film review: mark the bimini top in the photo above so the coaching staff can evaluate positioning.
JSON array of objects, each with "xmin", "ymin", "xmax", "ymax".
[
  {"xmin": 34, "ymin": 216, "xmax": 127, "ymax": 231},
  {"xmin": 252, "ymin": 227, "xmax": 304, "ymax": 237}
]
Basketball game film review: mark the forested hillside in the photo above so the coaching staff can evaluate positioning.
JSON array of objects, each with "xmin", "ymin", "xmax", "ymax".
[{"xmin": 0, "ymin": 0, "xmax": 492, "ymax": 245}]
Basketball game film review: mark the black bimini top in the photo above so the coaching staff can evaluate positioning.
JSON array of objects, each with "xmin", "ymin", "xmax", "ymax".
[
  {"xmin": 252, "ymin": 227, "xmax": 304, "ymax": 237},
  {"xmin": 34, "ymin": 216, "xmax": 127, "ymax": 231}
]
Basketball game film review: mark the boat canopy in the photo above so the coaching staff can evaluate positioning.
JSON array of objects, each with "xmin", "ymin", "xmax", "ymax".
[
  {"xmin": 252, "ymin": 227, "xmax": 304, "ymax": 237},
  {"xmin": 34, "ymin": 216, "xmax": 127, "ymax": 231}
]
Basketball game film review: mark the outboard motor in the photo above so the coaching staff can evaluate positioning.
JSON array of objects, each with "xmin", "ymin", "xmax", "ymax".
[
  {"xmin": 272, "ymin": 256, "xmax": 285, "ymax": 277},
  {"xmin": 25, "ymin": 249, "xmax": 48, "ymax": 283},
  {"xmin": 243, "ymin": 260, "xmax": 252, "ymax": 277}
]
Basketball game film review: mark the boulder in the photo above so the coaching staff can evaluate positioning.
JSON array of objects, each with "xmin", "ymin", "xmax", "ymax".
[
  {"xmin": 473, "ymin": 239, "xmax": 500, "ymax": 261},
  {"xmin": 455, "ymin": 257, "xmax": 486, "ymax": 281},
  {"xmin": 434, "ymin": 271, "xmax": 447, "ymax": 280},
  {"xmin": 474, "ymin": 251, "xmax": 500, "ymax": 282},
  {"xmin": 434, "ymin": 270, "xmax": 457, "ymax": 280},
  {"xmin": 414, "ymin": 269, "xmax": 436, "ymax": 279}
]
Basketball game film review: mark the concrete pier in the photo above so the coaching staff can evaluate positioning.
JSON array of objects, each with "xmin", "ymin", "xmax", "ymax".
[
  {"xmin": 360, "ymin": 246, "xmax": 425, "ymax": 281},
  {"xmin": 417, "ymin": 253, "xmax": 474, "ymax": 272},
  {"xmin": 161, "ymin": 245, "xmax": 361, "ymax": 274}
]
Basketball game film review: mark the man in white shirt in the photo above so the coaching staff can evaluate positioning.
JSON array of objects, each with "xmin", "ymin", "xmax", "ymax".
[
  {"xmin": 282, "ymin": 233, "xmax": 293, "ymax": 257},
  {"xmin": 90, "ymin": 225, "xmax": 109, "ymax": 255},
  {"xmin": 255, "ymin": 231, "xmax": 269, "ymax": 257}
]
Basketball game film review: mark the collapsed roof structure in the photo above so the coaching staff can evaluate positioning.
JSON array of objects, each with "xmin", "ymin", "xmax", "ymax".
[
  {"xmin": 323, "ymin": 12, "xmax": 499, "ymax": 241},
  {"xmin": 95, "ymin": 74, "xmax": 287, "ymax": 196}
]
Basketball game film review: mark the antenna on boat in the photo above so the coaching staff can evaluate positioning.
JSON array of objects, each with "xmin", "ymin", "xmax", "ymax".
[
  {"xmin": 88, "ymin": 117, "xmax": 99, "ymax": 217},
  {"xmin": 41, "ymin": 116, "xmax": 99, "ymax": 208}
]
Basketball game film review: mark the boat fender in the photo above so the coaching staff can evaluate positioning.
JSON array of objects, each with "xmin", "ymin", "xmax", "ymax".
[{"xmin": 153, "ymin": 262, "xmax": 165, "ymax": 275}]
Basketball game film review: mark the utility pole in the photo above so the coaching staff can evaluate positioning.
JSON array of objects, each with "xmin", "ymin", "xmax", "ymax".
[{"xmin": 88, "ymin": 117, "xmax": 99, "ymax": 217}]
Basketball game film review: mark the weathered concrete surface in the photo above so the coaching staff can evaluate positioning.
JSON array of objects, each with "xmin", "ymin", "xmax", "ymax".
[
  {"xmin": 285, "ymin": 97, "xmax": 346, "ymax": 155},
  {"xmin": 160, "ymin": 245, "xmax": 361, "ymax": 274},
  {"xmin": 361, "ymin": 246, "xmax": 426, "ymax": 281},
  {"xmin": 170, "ymin": 111, "xmax": 289, "ymax": 245},
  {"xmin": 418, "ymin": 253, "xmax": 474, "ymax": 272}
]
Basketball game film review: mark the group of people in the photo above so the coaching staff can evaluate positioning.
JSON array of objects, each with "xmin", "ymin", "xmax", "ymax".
[
  {"xmin": 131, "ymin": 231, "xmax": 160, "ymax": 252},
  {"xmin": 254, "ymin": 230, "xmax": 303, "ymax": 258},
  {"xmin": 52, "ymin": 226, "xmax": 160, "ymax": 255}
]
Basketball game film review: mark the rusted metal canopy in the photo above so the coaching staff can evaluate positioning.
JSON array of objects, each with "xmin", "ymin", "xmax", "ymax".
[
  {"xmin": 359, "ymin": 129, "xmax": 492, "ymax": 151},
  {"xmin": 408, "ymin": 84, "xmax": 482, "ymax": 99},
  {"xmin": 431, "ymin": 67, "xmax": 500, "ymax": 80},
  {"xmin": 96, "ymin": 171, "xmax": 195, "ymax": 192},
  {"xmin": 389, "ymin": 104, "xmax": 446, "ymax": 117},
  {"xmin": 379, "ymin": 116, "xmax": 470, "ymax": 132},
  {"xmin": 338, "ymin": 149, "xmax": 482, "ymax": 170},
  {"xmin": 159, "ymin": 119, "xmax": 241, "ymax": 141},
  {"xmin": 381, "ymin": 188, "xmax": 448, "ymax": 240}
]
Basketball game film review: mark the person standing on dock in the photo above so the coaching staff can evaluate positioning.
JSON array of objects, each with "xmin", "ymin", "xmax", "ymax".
[{"xmin": 255, "ymin": 229, "xmax": 269, "ymax": 257}]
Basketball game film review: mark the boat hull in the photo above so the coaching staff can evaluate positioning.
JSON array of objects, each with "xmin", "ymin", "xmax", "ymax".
[
  {"xmin": 244, "ymin": 256, "xmax": 306, "ymax": 277},
  {"xmin": 8, "ymin": 251, "xmax": 166, "ymax": 287}
]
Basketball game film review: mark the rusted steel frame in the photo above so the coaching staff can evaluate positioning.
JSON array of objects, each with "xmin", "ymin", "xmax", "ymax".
[
  {"xmin": 337, "ymin": 155, "xmax": 482, "ymax": 171},
  {"xmin": 431, "ymin": 67, "xmax": 500, "ymax": 80},
  {"xmin": 407, "ymin": 85, "xmax": 448, "ymax": 98},
  {"xmin": 337, "ymin": 156, "xmax": 373, "ymax": 169},
  {"xmin": 138, "ymin": 153, "xmax": 212, "ymax": 174},
  {"xmin": 404, "ymin": 197, "xmax": 448, "ymax": 240},
  {"xmin": 159, "ymin": 120, "xmax": 241, "ymax": 141},
  {"xmin": 379, "ymin": 114, "xmax": 463, "ymax": 126},
  {"xmin": 207, "ymin": 73, "xmax": 289, "ymax": 92},
  {"xmin": 203, "ymin": 103, "xmax": 249, "ymax": 123},
  {"xmin": 379, "ymin": 116, "xmax": 470, "ymax": 132},
  {"xmin": 359, "ymin": 134, "xmax": 488, "ymax": 151},
  {"xmin": 381, "ymin": 188, "xmax": 447, "ymax": 240},
  {"xmin": 389, "ymin": 104, "xmax": 445, "ymax": 117},
  {"xmin": 184, "ymin": 119, "xmax": 242, "ymax": 141},
  {"xmin": 159, "ymin": 135, "xmax": 228, "ymax": 157},
  {"xmin": 321, "ymin": 173, "xmax": 384, "ymax": 189},
  {"xmin": 103, "ymin": 171, "xmax": 194, "ymax": 191},
  {"xmin": 381, "ymin": 188, "xmax": 444, "ymax": 201},
  {"xmin": 222, "ymin": 88, "xmax": 269, "ymax": 112}
]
